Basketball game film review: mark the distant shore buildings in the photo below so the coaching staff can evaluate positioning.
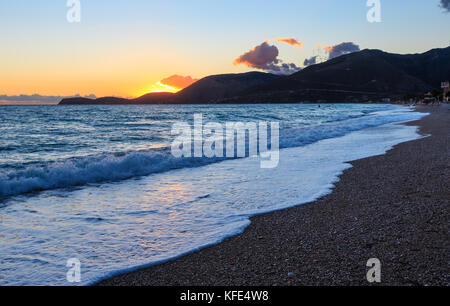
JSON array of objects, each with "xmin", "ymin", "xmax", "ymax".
[{"xmin": 442, "ymin": 81, "xmax": 449, "ymax": 102}]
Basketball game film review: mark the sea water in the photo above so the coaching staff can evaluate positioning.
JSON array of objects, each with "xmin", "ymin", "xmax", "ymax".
[{"xmin": 0, "ymin": 104, "xmax": 427, "ymax": 285}]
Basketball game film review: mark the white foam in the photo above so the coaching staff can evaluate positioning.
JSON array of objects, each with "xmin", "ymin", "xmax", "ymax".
[
  {"xmin": 0, "ymin": 106, "xmax": 425, "ymax": 199},
  {"xmin": 0, "ymin": 116, "xmax": 427, "ymax": 285}
]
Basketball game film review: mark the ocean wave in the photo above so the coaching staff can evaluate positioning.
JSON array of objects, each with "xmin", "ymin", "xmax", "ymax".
[{"xmin": 0, "ymin": 107, "xmax": 424, "ymax": 199}]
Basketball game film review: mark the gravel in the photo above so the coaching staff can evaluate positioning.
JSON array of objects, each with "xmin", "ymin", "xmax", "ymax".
[{"xmin": 97, "ymin": 105, "xmax": 449, "ymax": 286}]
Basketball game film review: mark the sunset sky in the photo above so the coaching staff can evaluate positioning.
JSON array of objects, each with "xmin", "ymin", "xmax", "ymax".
[{"xmin": 0, "ymin": 0, "xmax": 449, "ymax": 102}]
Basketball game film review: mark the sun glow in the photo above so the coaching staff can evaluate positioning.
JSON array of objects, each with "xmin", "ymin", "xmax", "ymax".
[
  {"xmin": 136, "ymin": 81, "xmax": 181, "ymax": 97},
  {"xmin": 149, "ymin": 81, "xmax": 181, "ymax": 94}
]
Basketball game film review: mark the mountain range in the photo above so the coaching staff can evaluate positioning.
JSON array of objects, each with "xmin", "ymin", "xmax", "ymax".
[{"xmin": 59, "ymin": 46, "xmax": 450, "ymax": 105}]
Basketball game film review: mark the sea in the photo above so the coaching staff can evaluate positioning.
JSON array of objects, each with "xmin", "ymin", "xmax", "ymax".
[{"xmin": 0, "ymin": 104, "xmax": 427, "ymax": 285}]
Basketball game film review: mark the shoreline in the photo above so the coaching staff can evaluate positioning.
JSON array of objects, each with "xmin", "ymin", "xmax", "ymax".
[{"xmin": 97, "ymin": 105, "xmax": 449, "ymax": 286}]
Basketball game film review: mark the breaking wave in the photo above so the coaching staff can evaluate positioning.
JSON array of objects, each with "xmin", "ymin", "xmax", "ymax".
[{"xmin": 0, "ymin": 106, "xmax": 424, "ymax": 199}]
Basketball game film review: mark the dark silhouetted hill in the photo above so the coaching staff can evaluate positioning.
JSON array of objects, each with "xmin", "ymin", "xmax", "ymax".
[
  {"xmin": 59, "ymin": 72, "xmax": 278, "ymax": 105},
  {"xmin": 227, "ymin": 46, "xmax": 450, "ymax": 103},
  {"xmin": 59, "ymin": 93, "xmax": 175, "ymax": 105},
  {"xmin": 59, "ymin": 46, "xmax": 449, "ymax": 105},
  {"xmin": 172, "ymin": 72, "xmax": 280, "ymax": 103}
]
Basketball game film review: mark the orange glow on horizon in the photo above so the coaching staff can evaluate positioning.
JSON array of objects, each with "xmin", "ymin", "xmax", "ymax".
[
  {"xmin": 137, "ymin": 81, "xmax": 181, "ymax": 96},
  {"xmin": 137, "ymin": 75, "xmax": 199, "ymax": 97}
]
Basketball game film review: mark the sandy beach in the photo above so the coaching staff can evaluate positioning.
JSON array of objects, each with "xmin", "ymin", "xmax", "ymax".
[{"xmin": 97, "ymin": 105, "xmax": 449, "ymax": 286}]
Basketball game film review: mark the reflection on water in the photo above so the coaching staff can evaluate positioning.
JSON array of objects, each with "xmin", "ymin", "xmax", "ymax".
[{"xmin": 0, "ymin": 115, "xmax": 426, "ymax": 285}]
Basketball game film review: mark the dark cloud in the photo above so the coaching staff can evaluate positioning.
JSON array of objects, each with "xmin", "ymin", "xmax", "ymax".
[
  {"xmin": 276, "ymin": 62, "xmax": 301, "ymax": 75},
  {"xmin": 233, "ymin": 42, "xmax": 301, "ymax": 75},
  {"xmin": 441, "ymin": 0, "xmax": 449, "ymax": 11},
  {"xmin": 160, "ymin": 75, "xmax": 198, "ymax": 89},
  {"xmin": 0, "ymin": 94, "xmax": 97, "ymax": 105},
  {"xmin": 324, "ymin": 42, "xmax": 360, "ymax": 60},
  {"xmin": 233, "ymin": 42, "xmax": 279, "ymax": 70},
  {"xmin": 302, "ymin": 42, "xmax": 360, "ymax": 67},
  {"xmin": 303, "ymin": 55, "xmax": 318, "ymax": 67}
]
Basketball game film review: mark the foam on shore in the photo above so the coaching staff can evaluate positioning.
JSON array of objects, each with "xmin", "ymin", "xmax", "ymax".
[{"xmin": 0, "ymin": 110, "xmax": 427, "ymax": 285}]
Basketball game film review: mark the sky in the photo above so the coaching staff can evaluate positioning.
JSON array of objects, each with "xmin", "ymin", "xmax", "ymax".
[{"xmin": 0, "ymin": 0, "xmax": 449, "ymax": 103}]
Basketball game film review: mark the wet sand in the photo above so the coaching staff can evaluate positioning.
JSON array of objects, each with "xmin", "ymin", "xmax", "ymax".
[{"xmin": 98, "ymin": 105, "xmax": 449, "ymax": 286}]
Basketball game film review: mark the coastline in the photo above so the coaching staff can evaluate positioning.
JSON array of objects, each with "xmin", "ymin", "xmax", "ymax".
[{"xmin": 97, "ymin": 105, "xmax": 449, "ymax": 286}]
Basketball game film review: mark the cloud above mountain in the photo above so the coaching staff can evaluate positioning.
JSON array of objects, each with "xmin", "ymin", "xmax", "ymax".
[
  {"xmin": 160, "ymin": 75, "xmax": 198, "ymax": 89},
  {"xmin": 302, "ymin": 42, "xmax": 361, "ymax": 67},
  {"xmin": 324, "ymin": 42, "xmax": 360, "ymax": 59},
  {"xmin": 276, "ymin": 37, "xmax": 303, "ymax": 48},
  {"xmin": 303, "ymin": 56, "xmax": 319, "ymax": 67},
  {"xmin": 233, "ymin": 41, "xmax": 301, "ymax": 75},
  {"xmin": 233, "ymin": 42, "xmax": 279, "ymax": 69}
]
